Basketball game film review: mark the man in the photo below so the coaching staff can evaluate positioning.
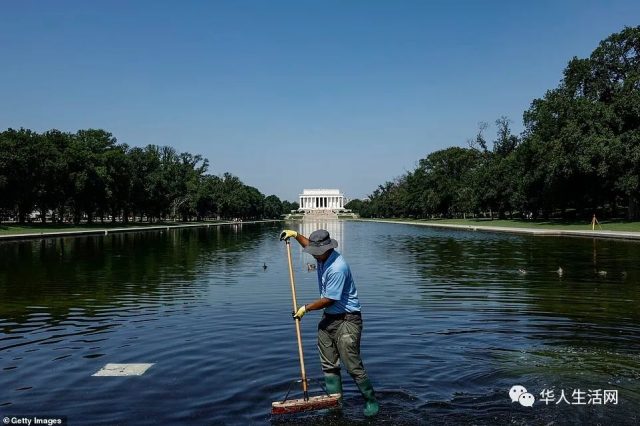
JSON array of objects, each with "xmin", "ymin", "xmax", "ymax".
[{"xmin": 279, "ymin": 228, "xmax": 379, "ymax": 417}]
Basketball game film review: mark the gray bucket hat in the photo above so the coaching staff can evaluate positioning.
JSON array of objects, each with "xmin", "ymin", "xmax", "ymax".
[{"xmin": 303, "ymin": 229, "xmax": 338, "ymax": 256}]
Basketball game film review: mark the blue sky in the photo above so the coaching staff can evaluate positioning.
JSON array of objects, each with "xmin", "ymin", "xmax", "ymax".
[{"xmin": 1, "ymin": 1, "xmax": 638, "ymax": 202}]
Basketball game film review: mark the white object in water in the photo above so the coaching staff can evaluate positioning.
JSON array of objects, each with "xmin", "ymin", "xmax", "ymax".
[{"xmin": 93, "ymin": 363, "xmax": 154, "ymax": 376}]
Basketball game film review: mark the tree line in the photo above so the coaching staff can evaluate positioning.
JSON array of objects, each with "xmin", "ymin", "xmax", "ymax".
[
  {"xmin": 0, "ymin": 128, "xmax": 298, "ymax": 224},
  {"xmin": 347, "ymin": 27, "xmax": 640, "ymax": 221}
]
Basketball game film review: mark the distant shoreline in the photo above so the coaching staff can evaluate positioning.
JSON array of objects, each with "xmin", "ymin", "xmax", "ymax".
[
  {"xmin": 0, "ymin": 219, "xmax": 282, "ymax": 242},
  {"xmin": 353, "ymin": 218, "xmax": 640, "ymax": 241},
  {"xmin": 5, "ymin": 218, "xmax": 639, "ymax": 243}
]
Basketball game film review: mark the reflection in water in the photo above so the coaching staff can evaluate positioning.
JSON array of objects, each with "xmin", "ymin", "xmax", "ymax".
[
  {"xmin": 0, "ymin": 226, "xmax": 259, "ymax": 324},
  {"xmin": 363, "ymin": 224, "xmax": 640, "ymax": 420},
  {"xmin": 0, "ymin": 221, "xmax": 639, "ymax": 425},
  {"xmin": 299, "ymin": 219, "xmax": 345, "ymax": 251},
  {"xmin": 292, "ymin": 219, "xmax": 345, "ymax": 268}
]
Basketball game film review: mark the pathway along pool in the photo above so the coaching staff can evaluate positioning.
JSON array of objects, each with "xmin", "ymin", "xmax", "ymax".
[{"xmin": 1, "ymin": 221, "xmax": 638, "ymax": 425}]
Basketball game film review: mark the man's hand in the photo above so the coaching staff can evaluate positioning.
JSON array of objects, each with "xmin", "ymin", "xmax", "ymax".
[
  {"xmin": 292, "ymin": 305, "xmax": 307, "ymax": 320},
  {"xmin": 279, "ymin": 230, "xmax": 298, "ymax": 241}
]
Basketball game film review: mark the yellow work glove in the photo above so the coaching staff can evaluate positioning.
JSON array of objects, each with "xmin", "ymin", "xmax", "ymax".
[
  {"xmin": 279, "ymin": 230, "xmax": 298, "ymax": 241},
  {"xmin": 292, "ymin": 305, "xmax": 307, "ymax": 320}
]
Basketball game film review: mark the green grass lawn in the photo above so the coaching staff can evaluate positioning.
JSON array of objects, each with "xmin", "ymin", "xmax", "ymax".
[
  {"xmin": 363, "ymin": 218, "xmax": 640, "ymax": 232},
  {"xmin": 0, "ymin": 221, "xmax": 224, "ymax": 236}
]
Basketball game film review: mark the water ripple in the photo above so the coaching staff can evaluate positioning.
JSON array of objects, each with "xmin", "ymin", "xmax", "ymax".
[{"xmin": 0, "ymin": 222, "xmax": 639, "ymax": 424}]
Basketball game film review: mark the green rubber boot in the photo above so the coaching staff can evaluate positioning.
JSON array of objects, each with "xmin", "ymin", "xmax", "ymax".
[
  {"xmin": 324, "ymin": 373, "xmax": 343, "ymax": 402},
  {"xmin": 356, "ymin": 378, "xmax": 379, "ymax": 417}
]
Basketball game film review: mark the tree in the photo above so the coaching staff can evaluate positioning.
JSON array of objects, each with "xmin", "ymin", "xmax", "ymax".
[
  {"xmin": 0, "ymin": 126, "xmax": 280, "ymax": 223},
  {"xmin": 41, "ymin": 130, "xmax": 73, "ymax": 223},
  {"xmin": 103, "ymin": 144, "xmax": 132, "ymax": 222},
  {"xmin": 1, "ymin": 129, "xmax": 43, "ymax": 223},
  {"xmin": 345, "ymin": 198, "xmax": 364, "ymax": 213},
  {"xmin": 263, "ymin": 195, "xmax": 283, "ymax": 218},
  {"xmin": 281, "ymin": 200, "xmax": 298, "ymax": 215},
  {"xmin": 471, "ymin": 117, "xmax": 520, "ymax": 218},
  {"xmin": 67, "ymin": 129, "xmax": 117, "ymax": 223},
  {"xmin": 194, "ymin": 175, "xmax": 222, "ymax": 220},
  {"xmin": 172, "ymin": 152, "xmax": 209, "ymax": 221},
  {"xmin": 417, "ymin": 147, "xmax": 480, "ymax": 217},
  {"xmin": 523, "ymin": 26, "xmax": 640, "ymax": 219}
]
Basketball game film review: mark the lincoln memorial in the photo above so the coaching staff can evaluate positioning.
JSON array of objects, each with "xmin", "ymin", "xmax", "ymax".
[{"xmin": 298, "ymin": 189, "xmax": 346, "ymax": 213}]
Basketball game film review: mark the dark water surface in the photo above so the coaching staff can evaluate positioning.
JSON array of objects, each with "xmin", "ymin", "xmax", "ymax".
[{"xmin": 1, "ymin": 221, "xmax": 639, "ymax": 425}]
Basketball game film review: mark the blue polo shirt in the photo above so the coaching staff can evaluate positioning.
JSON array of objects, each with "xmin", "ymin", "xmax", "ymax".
[{"xmin": 316, "ymin": 250, "xmax": 361, "ymax": 314}]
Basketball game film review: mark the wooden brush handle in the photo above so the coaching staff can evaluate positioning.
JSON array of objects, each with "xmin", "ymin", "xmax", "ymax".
[{"xmin": 286, "ymin": 240, "xmax": 308, "ymax": 396}]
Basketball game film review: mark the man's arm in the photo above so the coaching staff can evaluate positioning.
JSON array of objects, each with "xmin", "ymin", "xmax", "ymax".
[
  {"xmin": 294, "ymin": 297, "xmax": 334, "ymax": 319},
  {"xmin": 279, "ymin": 230, "xmax": 309, "ymax": 248},
  {"xmin": 294, "ymin": 233, "xmax": 309, "ymax": 248},
  {"xmin": 305, "ymin": 297, "xmax": 334, "ymax": 311}
]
